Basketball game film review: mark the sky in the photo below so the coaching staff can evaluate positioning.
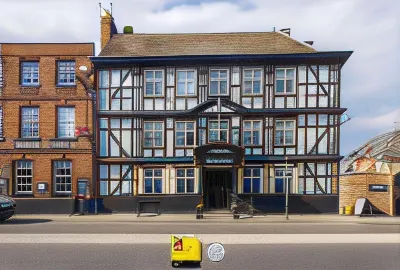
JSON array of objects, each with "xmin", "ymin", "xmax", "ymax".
[{"xmin": 0, "ymin": 0, "xmax": 399, "ymax": 154}]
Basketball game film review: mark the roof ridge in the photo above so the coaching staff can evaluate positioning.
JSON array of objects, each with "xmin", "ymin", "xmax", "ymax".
[{"xmin": 113, "ymin": 31, "xmax": 278, "ymax": 36}]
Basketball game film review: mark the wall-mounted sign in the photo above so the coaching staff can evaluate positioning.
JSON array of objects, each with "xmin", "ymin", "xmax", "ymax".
[
  {"xmin": 194, "ymin": 143, "xmax": 244, "ymax": 166},
  {"xmin": 369, "ymin": 184, "xmax": 388, "ymax": 192},
  {"xmin": 37, "ymin": 182, "xmax": 48, "ymax": 192},
  {"xmin": 75, "ymin": 127, "xmax": 91, "ymax": 137}
]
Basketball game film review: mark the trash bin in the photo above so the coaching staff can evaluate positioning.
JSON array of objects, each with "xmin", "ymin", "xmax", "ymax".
[
  {"xmin": 75, "ymin": 198, "xmax": 88, "ymax": 215},
  {"xmin": 171, "ymin": 235, "xmax": 202, "ymax": 268},
  {"xmin": 345, "ymin": 206, "xmax": 354, "ymax": 215}
]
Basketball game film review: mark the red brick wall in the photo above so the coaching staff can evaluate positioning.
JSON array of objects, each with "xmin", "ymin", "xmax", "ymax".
[
  {"xmin": 340, "ymin": 173, "xmax": 393, "ymax": 215},
  {"xmin": 0, "ymin": 43, "xmax": 94, "ymax": 197}
]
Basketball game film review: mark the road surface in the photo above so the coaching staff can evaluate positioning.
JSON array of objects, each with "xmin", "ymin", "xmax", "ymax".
[{"xmin": 0, "ymin": 243, "xmax": 399, "ymax": 270}]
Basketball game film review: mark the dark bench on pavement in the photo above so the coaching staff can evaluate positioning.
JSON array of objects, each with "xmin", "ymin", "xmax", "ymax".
[{"xmin": 137, "ymin": 200, "xmax": 161, "ymax": 217}]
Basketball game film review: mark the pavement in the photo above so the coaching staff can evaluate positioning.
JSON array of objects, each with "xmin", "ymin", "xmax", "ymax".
[{"xmin": 8, "ymin": 213, "xmax": 400, "ymax": 224}]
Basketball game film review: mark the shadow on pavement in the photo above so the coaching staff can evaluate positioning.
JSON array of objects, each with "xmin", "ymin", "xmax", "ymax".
[
  {"xmin": 0, "ymin": 218, "xmax": 53, "ymax": 225},
  {"xmin": 178, "ymin": 263, "xmax": 202, "ymax": 269}
]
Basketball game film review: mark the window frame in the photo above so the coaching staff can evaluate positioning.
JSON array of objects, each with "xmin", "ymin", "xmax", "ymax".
[
  {"xmin": 144, "ymin": 168, "xmax": 163, "ymax": 194},
  {"xmin": 57, "ymin": 106, "xmax": 75, "ymax": 138},
  {"xmin": 15, "ymin": 160, "xmax": 33, "ymax": 194},
  {"xmin": 175, "ymin": 121, "xmax": 195, "ymax": 147},
  {"xmin": 209, "ymin": 68, "xmax": 229, "ymax": 96},
  {"xmin": 176, "ymin": 168, "xmax": 195, "ymax": 194},
  {"xmin": 243, "ymin": 120, "xmax": 262, "ymax": 146},
  {"xmin": 176, "ymin": 69, "xmax": 197, "ymax": 96},
  {"xmin": 242, "ymin": 68, "xmax": 263, "ymax": 95},
  {"xmin": 20, "ymin": 106, "xmax": 40, "ymax": 138},
  {"xmin": 208, "ymin": 119, "xmax": 229, "ymax": 143},
  {"xmin": 274, "ymin": 167, "xmax": 293, "ymax": 193},
  {"xmin": 274, "ymin": 119, "xmax": 296, "ymax": 146},
  {"xmin": 144, "ymin": 70, "xmax": 164, "ymax": 97},
  {"xmin": 57, "ymin": 60, "xmax": 76, "ymax": 86},
  {"xmin": 275, "ymin": 67, "xmax": 296, "ymax": 95},
  {"xmin": 243, "ymin": 167, "xmax": 262, "ymax": 193},
  {"xmin": 144, "ymin": 121, "xmax": 164, "ymax": 148},
  {"xmin": 20, "ymin": 61, "xmax": 39, "ymax": 86},
  {"xmin": 53, "ymin": 160, "xmax": 72, "ymax": 194}
]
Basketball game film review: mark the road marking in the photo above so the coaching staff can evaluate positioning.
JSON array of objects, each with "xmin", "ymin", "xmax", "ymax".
[{"xmin": 0, "ymin": 234, "xmax": 399, "ymax": 244}]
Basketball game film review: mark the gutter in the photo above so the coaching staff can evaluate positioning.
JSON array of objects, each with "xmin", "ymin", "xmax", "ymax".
[{"xmin": 90, "ymin": 51, "xmax": 353, "ymax": 66}]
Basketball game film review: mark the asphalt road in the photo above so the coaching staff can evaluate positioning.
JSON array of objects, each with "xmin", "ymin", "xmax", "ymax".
[
  {"xmin": 0, "ymin": 244, "xmax": 398, "ymax": 270},
  {"xmin": 1, "ymin": 219, "xmax": 400, "ymax": 234}
]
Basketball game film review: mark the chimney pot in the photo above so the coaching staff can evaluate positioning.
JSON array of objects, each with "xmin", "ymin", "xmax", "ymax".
[{"xmin": 123, "ymin": 26, "xmax": 134, "ymax": 34}]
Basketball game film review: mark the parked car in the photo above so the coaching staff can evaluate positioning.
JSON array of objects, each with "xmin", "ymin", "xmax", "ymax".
[{"xmin": 0, "ymin": 195, "xmax": 16, "ymax": 222}]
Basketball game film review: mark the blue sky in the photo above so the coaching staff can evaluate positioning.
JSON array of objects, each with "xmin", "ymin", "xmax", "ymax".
[{"xmin": 0, "ymin": 0, "xmax": 399, "ymax": 154}]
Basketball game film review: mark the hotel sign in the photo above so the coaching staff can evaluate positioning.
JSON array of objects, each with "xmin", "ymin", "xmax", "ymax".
[
  {"xmin": 369, "ymin": 184, "xmax": 388, "ymax": 192},
  {"xmin": 194, "ymin": 144, "xmax": 244, "ymax": 166}
]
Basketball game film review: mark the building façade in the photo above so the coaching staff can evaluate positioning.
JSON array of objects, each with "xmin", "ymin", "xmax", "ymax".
[
  {"xmin": 0, "ymin": 43, "xmax": 95, "ymax": 213},
  {"xmin": 92, "ymin": 11, "xmax": 352, "ymax": 214}
]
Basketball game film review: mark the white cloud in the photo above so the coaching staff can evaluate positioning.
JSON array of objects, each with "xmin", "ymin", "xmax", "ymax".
[{"xmin": 346, "ymin": 108, "xmax": 400, "ymax": 131}]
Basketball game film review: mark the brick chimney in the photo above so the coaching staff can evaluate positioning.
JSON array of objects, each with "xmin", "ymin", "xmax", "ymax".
[{"xmin": 100, "ymin": 8, "xmax": 118, "ymax": 50}]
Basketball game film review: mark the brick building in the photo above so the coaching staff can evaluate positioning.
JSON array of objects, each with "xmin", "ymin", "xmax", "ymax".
[
  {"xmin": 340, "ymin": 130, "xmax": 400, "ymax": 216},
  {"xmin": 91, "ymin": 10, "xmax": 352, "ymax": 214},
  {"xmin": 0, "ymin": 43, "xmax": 95, "ymax": 213}
]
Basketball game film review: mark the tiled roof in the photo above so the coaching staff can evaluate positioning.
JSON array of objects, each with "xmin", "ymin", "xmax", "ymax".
[{"xmin": 99, "ymin": 31, "xmax": 316, "ymax": 57}]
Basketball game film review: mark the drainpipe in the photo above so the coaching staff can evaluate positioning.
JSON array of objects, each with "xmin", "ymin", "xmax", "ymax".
[{"xmin": 89, "ymin": 89, "xmax": 97, "ymax": 214}]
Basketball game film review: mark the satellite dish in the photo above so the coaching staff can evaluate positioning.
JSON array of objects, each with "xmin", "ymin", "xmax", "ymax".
[{"xmin": 79, "ymin": 66, "xmax": 88, "ymax": 71}]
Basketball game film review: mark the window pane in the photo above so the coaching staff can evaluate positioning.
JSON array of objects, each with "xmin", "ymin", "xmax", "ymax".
[
  {"xmin": 186, "ymin": 179, "xmax": 194, "ymax": 193},
  {"xmin": 276, "ymin": 80, "xmax": 284, "ymax": 93},
  {"xmin": 275, "ymin": 178, "xmax": 284, "ymax": 193},
  {"xmin": 243, "ymin": 178, "xmax": 251, "ymax": 193},
  {"xmin": 177, "ymin": 179, "xmax": 185, "ymax": 193},
  {"xmin": 220, "ymin": 81, "xmax": 227, "ymax": 94},
  {"xmin": 252, "ymin": 178, "xmax": 260, "ymax": 193},
  {"xmin": 154, "ymin": 179, "xmax": 162, "ymax": 193},
  {"xmin": 145, "ymin": 179, "xmax": 153, "ymax": 193}
]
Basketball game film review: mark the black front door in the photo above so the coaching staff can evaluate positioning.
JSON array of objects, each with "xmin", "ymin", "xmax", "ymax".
[{"xmin": 204, "ymin": 169, "xmax": 232, "ymax": 209}]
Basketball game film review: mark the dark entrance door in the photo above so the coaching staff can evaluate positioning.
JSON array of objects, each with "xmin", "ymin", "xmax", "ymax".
[
  {"xmin": 396, "ymin": 198, "xmax": 400, "ymax": 216},
  {"xmin": 203, "ymin": 169, "xmax": 232, "ymax": 209}
]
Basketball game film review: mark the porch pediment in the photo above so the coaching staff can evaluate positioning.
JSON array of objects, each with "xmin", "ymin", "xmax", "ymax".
[{"xmin": 189, "ymin": 99, "xmax": 247, "ymax": 114}]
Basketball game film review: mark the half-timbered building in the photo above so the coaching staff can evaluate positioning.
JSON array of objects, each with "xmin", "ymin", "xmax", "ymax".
[{"xmin": 92, "ymin": 11, "xmax": 352, "ymax": 213}]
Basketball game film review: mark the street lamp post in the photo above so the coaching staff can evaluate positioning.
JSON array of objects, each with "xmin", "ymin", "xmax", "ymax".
[{"xmin": 285, "ymin": 156, "xmax": 289, "ymax": 220}]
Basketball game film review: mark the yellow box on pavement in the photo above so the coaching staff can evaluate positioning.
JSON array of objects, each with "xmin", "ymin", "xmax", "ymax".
[{"xmin": 171, "ymin": 235, "xmax": 202, "ymax": 268}]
